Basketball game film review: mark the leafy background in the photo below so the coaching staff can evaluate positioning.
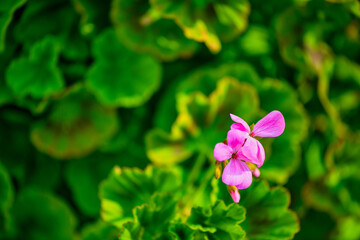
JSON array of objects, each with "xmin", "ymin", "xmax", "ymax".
[{"xmin": 0, "ymin": 0, "xmax": 359, "ymax": 239}]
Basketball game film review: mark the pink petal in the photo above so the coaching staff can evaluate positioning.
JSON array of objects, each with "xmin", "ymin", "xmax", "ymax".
[
  {"xmin": 214, "ymin": 143, "xmax": 232, "ymax": 161},
  {"xmin": 230, "ymin": 114, "xmax": 250, "ymax": 134},
  {"xmin": 229, "ymin": 189, "xmax": 240, "ymax": 203},
  {"xmin": 222, "ymin": 159, "xmax": 252, "ymax": 188},
  {"xmin": 256, "ymin": 140, "xmax": 265, "ymax": 167},
  {"xmin": 227, "ymin": 130, "xmax": 247, "ymax": 152},
  {"xmin": 252, "ymin": 110, "xmax": 285, "ymax": 137},
  {"xmin": 238, "ymin": 137, "xmax": 264, "ymax": 167}
]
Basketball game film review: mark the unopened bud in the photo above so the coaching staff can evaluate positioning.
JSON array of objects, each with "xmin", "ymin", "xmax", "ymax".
[
  {"xmin": 246, "ymin": 162, "xmax": 256, "ymax": 171},
  {"xmin": 227, "ymin": 185, "xmax": 240, "ymax": 203},
  {"xmin": 223, "ymin": 160, "xmax": 228, "ymax": 168},
  {"xmin": 245, "ymin": 162, "xmax": 260, "ymax": 177},
  {"xmin": 215, "ymin": 161, "xmax": 222, "ymax": 179},
  {"xmin": 252, "ymin": 167, "xmax": 260, "ymax": 177}
]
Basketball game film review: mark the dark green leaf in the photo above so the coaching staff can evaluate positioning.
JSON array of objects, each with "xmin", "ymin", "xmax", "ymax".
[
  {"xmin": 30, "ymin": 88, "xmax": 119, "ymax": 159},
  {"xmin": 87, "ymin": 29, "xmax": 162, "ymax": 107},
  {"xmin": 13, "ymin": 188, "xmax": 77, "ymax": 240},
  {"xmin": 6, "ymin": 36, "xmax": 64, "ymax": 98}
]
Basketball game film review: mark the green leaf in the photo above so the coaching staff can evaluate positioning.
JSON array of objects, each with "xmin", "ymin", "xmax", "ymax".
[
  {"xmin": 303, "ymin": 135, "xmax": 360, "ymax": 218},
  {"xmin": 65, "ymin": 154, "xmax": 119, "ymax": 216},
  {"xmin": 150, "ymin": 0, "xmax": 250, "ymax": 53},
  {"xmin": 186, "ymin": 200, "xmax": 246, "ymax": 240},
  {"xmin": 111, "ymin": 0, "xmax": 199, "ymax": 61},
  {"xmin": 87, "ymin": 29, "xmax": 162, "ymax": 107},
  {"xmin": 13, "ymin": 188, "xmax": 77, "ymax": 240},
  {"xmin": 118, "ymin": 193, "xmax": 178, "ymax": 240},
  {"xmin": 14, "ymin": 0, "xmax": 76, "ymax": 45},
  {"xmin": 6, "ymin": 36, "xmax": 64, "ymax": 98},
  {"xmin": 0, "ymin": 0, "xmax": 26, "ymax": 52},
  {"xmin": 238, "ymin": 25, "xmax": 272, "ymax": 56},
  {"xmin": 100, "ymin": 165, "xmax": 182, "ymax": 228},
  {"xmin": 30, "ymin": 88, "xmax": 119, "ymax": 159},
  {"xmin": 81, "ymin": 220, "xmax": 118, "ymax": 240},
  {"xmin": 305, "ymin": 138, "xmax": 326, "ymax": 180},
  {"xmin": 145, "ymin": 129, "xmax": 193, "ymax": 165},
  {"xmin": 240, "ymin": 180, "xmax": 300, "ymax": 240},
  {"xmin": 331, "ymin": 217, "xmax": 360, "ymax": 240},
  {"xmin": 168, "ymin": 223, "xmax": 204, "ymax": 240}
]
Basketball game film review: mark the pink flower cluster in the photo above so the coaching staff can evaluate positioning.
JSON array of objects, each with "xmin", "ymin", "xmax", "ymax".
[{"xmin": 213, "ymin": 111, "xmax": 285, "ymax": 202}]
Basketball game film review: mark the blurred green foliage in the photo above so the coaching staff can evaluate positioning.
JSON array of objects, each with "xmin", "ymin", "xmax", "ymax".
[{"xmin": 0, "ymin": 0, "xmax": 359, "ymax": 239}]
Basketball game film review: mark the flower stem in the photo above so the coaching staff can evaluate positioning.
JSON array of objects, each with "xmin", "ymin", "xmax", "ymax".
[{"xmin": 186, "ymin": 153, "xmax": 207, "ymax": 186}]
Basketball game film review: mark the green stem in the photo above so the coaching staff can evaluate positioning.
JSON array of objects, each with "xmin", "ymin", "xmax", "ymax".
[
  {"xmin": 191, "ymin": 163, "xmax": 215, "ymax": 203},
  {"xmin": 186, "ymin": 153, "xmax": 207, "ymax": 186}
]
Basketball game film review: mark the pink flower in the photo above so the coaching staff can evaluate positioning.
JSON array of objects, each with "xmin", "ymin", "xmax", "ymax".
[
  {"xmin": 213, "ymin": 110, "xmax": 285, "ymax": 202},
  {"xmin": 230, "ymin": 110, "xmax": 285, "ymax": 167},
  {"xmin": 213, "ymin": 130, "xmax": 253, "ymax": 189}
]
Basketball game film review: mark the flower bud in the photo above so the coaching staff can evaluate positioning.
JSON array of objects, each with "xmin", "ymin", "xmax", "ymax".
[
  {"xmin": 252, "ymin": 167, "xmax": 260, "ymax": 177},
  {"xmin": 223, "ymin": 160, "xmax": 228, "ymax": 168},
  {"xmin": 245, "ymin": 162, "xmax": 260, "ymax": 177},
  {"xmin": 227, "ymin": 185, "xmax": 240, "ymax": 203},
  {"xmin": 215, "ymin": 161, "xmax": 222, "ymax": 179}
]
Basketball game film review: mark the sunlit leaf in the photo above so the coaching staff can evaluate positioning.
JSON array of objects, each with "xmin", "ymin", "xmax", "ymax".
[
  {"xmin": 150, "ymin": 0, "xmax": 250, "ymax": 53},
  {"xmin": 145, "ymin": 129, "xmax": 193, "ymax": 165},
  {"xmin": 100, "ymin": 165, "xmax": 182, "ymax": 228},
  {"xmin": 186, "ymin": 200, "xmax": 246, "ymax": 240},
  {"xmin": 118, "ymin": 193, "xmax": 178, "ymax": 239}
]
